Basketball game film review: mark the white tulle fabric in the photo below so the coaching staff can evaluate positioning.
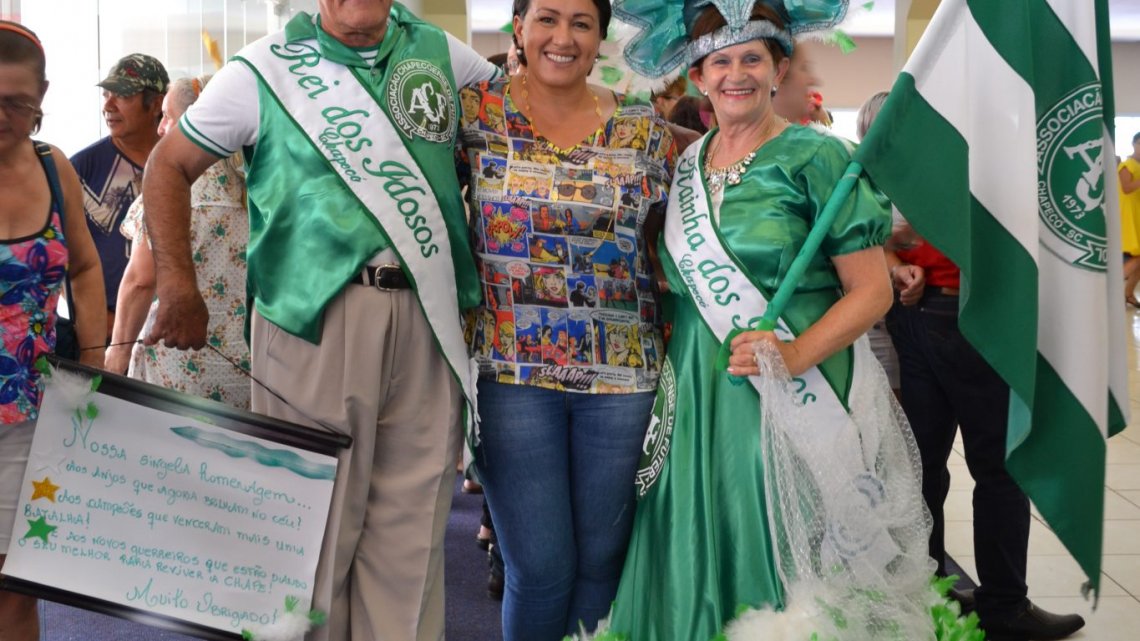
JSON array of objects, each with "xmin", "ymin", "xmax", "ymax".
[{"xmin": 735, "ymin": 337, "xmax": 937, "ymax": 641}]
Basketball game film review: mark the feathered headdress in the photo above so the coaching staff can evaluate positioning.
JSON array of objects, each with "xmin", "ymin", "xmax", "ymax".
[{"xmin": 613, "ymin": 0, "xmax": 850, "ymax": 79}]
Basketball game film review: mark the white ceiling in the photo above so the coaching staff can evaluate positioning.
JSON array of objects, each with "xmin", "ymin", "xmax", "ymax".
[{"xmin": 468, "ymin": 0, "xmax": 1140, "ymax": 41}]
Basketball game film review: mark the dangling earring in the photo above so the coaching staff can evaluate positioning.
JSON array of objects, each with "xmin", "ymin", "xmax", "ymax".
[
  {"xmin": 770, "ymin": 85, "xmax": 778, "ymax": 98},
  {"xmin": 513, "ymin": 34, "xmax": 528, "ymax": 67}
]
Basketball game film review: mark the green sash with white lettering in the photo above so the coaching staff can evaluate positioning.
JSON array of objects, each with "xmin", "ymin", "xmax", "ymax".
[{"xmin": 237, "ymin": 11, "xmax": 477, "ymax": 427}]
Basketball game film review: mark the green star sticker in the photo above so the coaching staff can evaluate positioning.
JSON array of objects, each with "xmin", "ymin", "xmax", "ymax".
[{"xmin": 24, "ymin": 516, "xmax": 56, "ymax": 543}]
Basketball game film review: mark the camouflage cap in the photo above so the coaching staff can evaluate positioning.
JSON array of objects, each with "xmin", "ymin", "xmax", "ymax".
[{"xmin": 97, "ymin": 53, "xmax": 169, "ymax": 96}]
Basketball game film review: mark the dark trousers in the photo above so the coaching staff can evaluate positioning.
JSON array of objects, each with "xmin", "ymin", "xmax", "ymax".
[{"xmin": 886, "ymin": 291, "xmax": 1030, "ymax": 618}]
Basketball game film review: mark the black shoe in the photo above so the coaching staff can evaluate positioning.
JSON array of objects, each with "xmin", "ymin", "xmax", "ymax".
[
  {"xmin": 948, "ymin": 587, "xmax": 977, "ymax": 615},
  {"xmin": 487, "ymin": 569, "xmax": 504, "ymax": 600},
  {"xmin": 487, "ymin": 544, "xmax": 504, "ymax": 601},
  {"xmin": 980, "ymin": 601, "xmax": 1085, "ymax": 641}
]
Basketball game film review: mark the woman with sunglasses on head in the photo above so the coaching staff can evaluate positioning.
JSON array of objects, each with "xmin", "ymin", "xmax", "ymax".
[
  {"xmin": 0, "ymin": 21, "xmax": 106, "ymax": 641},
  {"xmin": 455, "ymin": 0, "xmax": 675, "ymax": 638}
]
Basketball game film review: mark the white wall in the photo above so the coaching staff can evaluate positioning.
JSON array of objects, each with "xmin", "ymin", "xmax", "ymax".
[
  {"xmin": 16, "ymin": 0, "xmax": 313, "ymax": 156},
  {"xmin": 1111, "ymin": 42, "xmax": 1140, "ymax": 115}
]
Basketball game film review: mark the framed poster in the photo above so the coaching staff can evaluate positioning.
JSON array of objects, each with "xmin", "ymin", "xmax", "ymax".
[{"xmin": 1, "ymin": 359, "xmax": 351, "ymax": 640}]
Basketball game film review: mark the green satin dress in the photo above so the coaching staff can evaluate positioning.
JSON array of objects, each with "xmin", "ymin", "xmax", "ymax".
[{"xmin": 607, "ymin": 126, "xmax": 889, "ymax": 640}]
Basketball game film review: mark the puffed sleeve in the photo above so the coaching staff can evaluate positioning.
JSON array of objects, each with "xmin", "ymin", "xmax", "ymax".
[{"xmin": 798, "ymin": 133, "xmax": 890, "ymax": 258}]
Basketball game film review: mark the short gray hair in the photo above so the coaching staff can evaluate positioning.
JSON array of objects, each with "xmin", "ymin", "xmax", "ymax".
[
  {"xmin": 856, "ymin": 91, "xmax": 889, "ymax": 141},
  {"xmin": 168, "ymin": 74, "xmax": 212, "ymax": 116}
]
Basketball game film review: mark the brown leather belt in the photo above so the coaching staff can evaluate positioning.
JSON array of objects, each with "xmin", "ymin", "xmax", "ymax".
[{"xmin": 356, "ymin": 264, "xmax": 411, "ymax": 291}]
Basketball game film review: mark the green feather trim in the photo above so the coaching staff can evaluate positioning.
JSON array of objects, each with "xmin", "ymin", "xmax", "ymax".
[
  {"xmin": 600, "ymin": 66, "xmax": 626, "ymax": 86},
  {"xmin": 832, "ymin": 30, "xmax": 857, "ymax": 54},
  {"xmin": 576, "ymin": 576, "xmax": 985, "ymax": 640},
  {"xmin": 931, "ymin": 576, "xmax": 986, "ymax": 641},
  {"xmin": 33, "ymin": 356, "xmax": 51, "ymax": 378},
  {"xmin": 818, "ymin": 29, "xmax": 859, "ymax": 54},
  {"xmin": 709, "ymin": 576, "xmax": 985, "ymax": 641}
]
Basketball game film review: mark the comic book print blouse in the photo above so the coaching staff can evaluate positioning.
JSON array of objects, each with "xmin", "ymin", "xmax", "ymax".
[{"xmin": 458, "ymin": 77, "xmax": 676, "ymax": 394}]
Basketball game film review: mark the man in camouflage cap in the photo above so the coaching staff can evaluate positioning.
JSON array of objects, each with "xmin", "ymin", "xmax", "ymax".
[
  {"xmin": 96, "ymin": 53, "xmax": 170, "ymax": 95},
  {"xmin": 71, "ymin": 53, "xmax": 169, "ymax": 338}
]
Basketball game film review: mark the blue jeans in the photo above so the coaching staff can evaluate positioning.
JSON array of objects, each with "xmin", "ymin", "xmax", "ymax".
[{"xmin": 475, "ymin": 381, "xmax": 654, "ymax": 641}]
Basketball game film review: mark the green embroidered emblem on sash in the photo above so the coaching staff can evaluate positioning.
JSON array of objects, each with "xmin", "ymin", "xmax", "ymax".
[
  {"xmin": 387, "ymin": 59, "xmax": 455, "ymax": 143},
  {"xmin": 635, "ymin": 358, "xmax": 676, "ymax": 498}
]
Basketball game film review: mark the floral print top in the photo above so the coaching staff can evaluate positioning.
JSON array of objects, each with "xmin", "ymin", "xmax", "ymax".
[
  {"xmin": 0, "ymin": 187, "xmax": 67, "ymax": 423},
  {"xmin": 120, "ymin": 160, "xmax": 250, "ymax": 410},
  {"xmin": 457, "ymin": 77, "xmax": 675, "ymax": 394}
]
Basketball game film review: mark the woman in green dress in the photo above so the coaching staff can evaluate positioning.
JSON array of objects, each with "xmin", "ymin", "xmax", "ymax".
[{"xmin": 592, "ymin": 1, "xmax": 942, "ymax": 640}]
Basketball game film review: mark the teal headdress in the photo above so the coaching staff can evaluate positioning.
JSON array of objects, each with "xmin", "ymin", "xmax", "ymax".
[{"xmin": 613, "ymin": 0, "xmax": 850, "ymax": 79}]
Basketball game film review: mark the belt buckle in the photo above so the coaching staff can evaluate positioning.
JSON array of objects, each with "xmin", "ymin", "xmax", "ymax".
[{"xmin": 373, "ymin": 263, "xmax": 403, "ymax": 291}]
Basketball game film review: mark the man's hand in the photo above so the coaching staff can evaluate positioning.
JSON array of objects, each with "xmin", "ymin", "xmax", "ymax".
[
  {"xmin": 142, "ymin": 129, "xmax": 220, "ymax": 351},
  {"xmin": 891, "ymin": 264, "xmax": 926, "ymax": 306},
  {"xmin": 145, "ymin": 283, "xmax": 209, "ymax": 350}
]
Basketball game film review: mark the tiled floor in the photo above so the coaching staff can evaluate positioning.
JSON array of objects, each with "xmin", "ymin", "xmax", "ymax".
[{"xmin": 940, "ymin": 311, "xmax": 1140, "ymax": 639}]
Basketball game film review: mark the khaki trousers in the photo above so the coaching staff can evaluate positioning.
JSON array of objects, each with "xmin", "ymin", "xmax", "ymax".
[{"xmin": 251, "ymin": 285, "xmax": 462, "ymax": 641}]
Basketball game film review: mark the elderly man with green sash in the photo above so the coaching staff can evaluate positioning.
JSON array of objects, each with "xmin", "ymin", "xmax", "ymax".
[{"xmin": 142, "ymin": 1, "xmax": 498, "ymax": 639}]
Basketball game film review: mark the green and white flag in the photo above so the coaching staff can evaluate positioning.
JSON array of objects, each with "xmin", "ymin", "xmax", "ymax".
[{"xmin": 856, "ymin": 0, "xmax": 1124, "ymax": 597}]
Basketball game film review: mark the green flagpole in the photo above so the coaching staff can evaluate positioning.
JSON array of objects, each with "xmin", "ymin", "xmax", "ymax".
[
  {"xmin": 716, "ymin": 160, "xmax": 865, "ymax": 372},
  {"xmin": 757, "ymin": 160, "xmax": 865, "ymax": 330}
]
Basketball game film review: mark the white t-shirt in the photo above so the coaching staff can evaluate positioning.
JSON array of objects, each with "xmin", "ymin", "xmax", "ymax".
[{"xmin": 182, "ymin": 28, "xmax": 497, "ymax": 157}]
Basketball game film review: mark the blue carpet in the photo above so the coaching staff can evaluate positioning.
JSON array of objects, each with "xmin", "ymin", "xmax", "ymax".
[{"xmin": 36, "ymin": 479, "xmax": 502, "ymax": 640}]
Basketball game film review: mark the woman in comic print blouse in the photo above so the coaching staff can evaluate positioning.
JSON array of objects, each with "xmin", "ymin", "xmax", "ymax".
[{"xmin": 455, "ymin": 1, "xmax": 675, "ymax": 639}]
